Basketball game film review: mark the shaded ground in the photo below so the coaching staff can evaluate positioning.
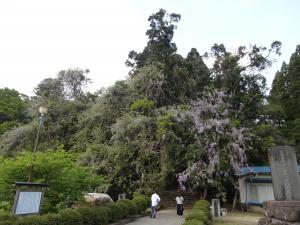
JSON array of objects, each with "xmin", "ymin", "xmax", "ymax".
[
  {"xmin": 125, "ymin": 208, "xmax": 185, "ymax": 225},
  {"xmin": 213, "ymin": 211, "xmax": 263, "ymax": 225}
]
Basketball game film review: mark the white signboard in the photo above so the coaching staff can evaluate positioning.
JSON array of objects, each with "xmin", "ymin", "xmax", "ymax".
[{"xmin": 14, "ymin": 191, "xmax": 43, "ymax": 215}]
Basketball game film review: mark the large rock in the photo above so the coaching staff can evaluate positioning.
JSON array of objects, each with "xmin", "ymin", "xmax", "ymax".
[
  {"xmin": 84, "ymin": 193, "xmax": 114, "ymax": 206},
  {"xmin": 258, "ymin": 217, "xmax": 300, "ymax": 225},
  {"xmin": 263, "ymin": 201, "xmax": 300, "ymax": 222}
]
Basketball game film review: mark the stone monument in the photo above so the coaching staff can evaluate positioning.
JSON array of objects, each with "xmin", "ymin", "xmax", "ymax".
[{"xmin": 258, "ymin": 146, "xmax": 300, "ymax": 225}]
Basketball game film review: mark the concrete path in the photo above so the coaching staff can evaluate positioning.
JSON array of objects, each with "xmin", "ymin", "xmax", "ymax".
[{"xmin": 126, "ymin": 209, "xmax": 185, "ymax": 225}]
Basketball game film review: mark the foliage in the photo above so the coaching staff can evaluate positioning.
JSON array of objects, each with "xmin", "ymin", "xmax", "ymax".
[
  {"xmin": 90, "ymin": 207, "xmax": 108, "ymax": 225},
  {"xmin": 130, "ymin": 98, "xmax": 155, "ymax": 115},
  {"xmin": 76, "ymin": 207, "xmax": 94, "ymax": 225},
  {"xmin": 177, "ymin": 90, "xmax": 251, "ymax": 192},
  {"xmin": 268, "ymin": 45, "xmax": 300, "ymax": 153},
  {"xmin": 183, "ymin": 220, "xmax": 204, "ymax": 225},
  {"xmin": 58, "ymin": 208, "xmax": 83, "ymax": 225},
  {"xmin": 184, "ymin": 200, "xmax": 211, "ymax": 225},
  {"xmin": 0, "ymin": 150, "xmax": 105, "ymax": 212},
  {"xmin": 0, "ymin": 88, "xmax": 28, "ymax": 134},
  {"xmin": 0, "ymin": 8, "xmax": 296, "ymax": 205},
  {"xmin": 107, "ymin": 204, "xmax": 123, "ymax": 222},
  {"xmin": 126, "ymin": 9, "xmax": 181, "ymax": 69},
  {"xmin": 115, "ymin": 201, "xmax": 129, "ymax": 218},
  {"xmin": 117, "ymin": 199, "xmax": 137, "ymax": 215}
]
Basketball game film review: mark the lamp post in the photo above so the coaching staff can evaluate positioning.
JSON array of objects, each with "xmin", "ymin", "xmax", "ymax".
[
  {"xmin": 12, "ymin": 106, "xmax": 49, "ymax": 216},
  {"xmin": 28, "ymin": 106, "xmax": 48, "ymax": 182}
]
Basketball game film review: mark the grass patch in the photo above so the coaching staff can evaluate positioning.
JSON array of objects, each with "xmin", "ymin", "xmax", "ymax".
[{"xmin": 213, "ymin": 211, "xmax": 263, "ymax": 225}]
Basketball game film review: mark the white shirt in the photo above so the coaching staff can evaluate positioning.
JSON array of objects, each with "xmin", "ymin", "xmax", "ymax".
[
  {"xmin": 176, "ymin": 196, "xmax": 184, "ymax": 204},
  {"xmin": 151, "ymin": 193, "xmax": 160, "ymax": 207}
]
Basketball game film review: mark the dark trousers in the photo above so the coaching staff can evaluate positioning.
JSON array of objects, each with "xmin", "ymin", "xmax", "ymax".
[
  {"xmin": 177, "ymin": 204, "xmax": 184, "ymax": 216},
  {"xmin": 151, "ymin": 206, "xmax": 157, "ymax": 218}
]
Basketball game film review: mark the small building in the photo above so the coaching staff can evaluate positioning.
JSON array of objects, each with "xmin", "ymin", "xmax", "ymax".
[{"xmin": 237, "ymin": 166, "xmax": 300, "ymax": 208}]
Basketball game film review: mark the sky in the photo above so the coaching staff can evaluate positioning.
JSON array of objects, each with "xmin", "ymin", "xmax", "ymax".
[{"xmin": 0, "ymin": 0, "xmax": 299, "ymax": 96}]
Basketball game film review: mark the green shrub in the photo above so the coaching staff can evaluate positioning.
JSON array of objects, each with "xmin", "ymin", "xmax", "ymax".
[
  {"xmin": 58, "ymin": 208, "xmax": 83, "ymax": 225},
  {"xmin": 117, "ymin": 199, "xmax": 137, "ymax": 215},
  {"xmin": 76, "ymin": 207, "xmax": 94, "ymax": 225},
  {"xmin": 101, "ymin": 207, "xmax": 112, "ymax": 222},
  {"xmin": 193, "ymin": 205, "xmax": 210, "ymax": 213},
  {"xmin": 107, "ymin": 204, "xmax": 123, "ymax": 222},
  {"xmin": 194, "ymin": 200, "xmax": 210, "ymax": 208},
  {"xmin": 132, "ymin": 198, "xmax": 144, "ymax": 213},
  {"xmin": 130, "ymin": 98, "xmax": 155, "ymax": 114},
  {"xmin": 132, "ymin": 194, "xmax": 150, "ymax": 212},
  {"xmin": 40, "ymin": 213, "xmax": 62, "ymax": 225},
  {"xmin": 90, "ymin": 207, "xmax": 108, "ymax": 225},
  {"xmin": 0, "ymin": 211, "xmax": 15, "ymax": 222},
  {"xmin": 183, "ymin": 219, "xmax": 204, "ymax": 225},
  {"xmin": 139, "ymin": 195, "xmax": 150, "ymax": 209},
  {"xmin": 15, "ymin": 215, "xmax": 45, "ymax": 225},
  {"xmin": 116, "ymin": 201, "xmax": 129, "ymax": 218},
  {"xmin": 0, "ymin": 221, "xmax": 13, "ymax": 225},
  {"xmin": 186, "ymin": 210, "xmax": 210, "ymax": 225}
]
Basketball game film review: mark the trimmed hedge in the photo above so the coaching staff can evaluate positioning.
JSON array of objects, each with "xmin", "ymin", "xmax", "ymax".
[
  {"xmin": 10, "ymin": 197, "xmax": 146, "ymax": 225},
  {"xmin": 90, "ymin": 207, "xmax": 108, "ymax": 225},
  {"xmin": 14, "ymin": 215, "xmax": 45, "ymax": 225},
  {"xmin": 107, "ymin": 204, "xmax": 123, "ymax": 221},
  {"xmin": 0, "ymin": 221, "xmax": 13, "ymax": 225},
  {"xmin": 101, "ymin": 207, "xmax": 113, "ymax": 222},
  {"xmin": 0, "ymin": 211, "xmax": 15, "ymax": 222},
  {"xmin": 76, "ymin": 207, "xmax": 94, "ymax": 225},
  {"xmin": 183, "ymin": 200, "xmax": 211, "ymax": 225},
  {"xmin": 116, "ymin": 201, "xmax": 129, "ymax": 218},
  {"xmin": 117, "ymin": 199, "xmax": 137, "ymax": 215},
  {"xmin": 58, "ymin": 208, "xmax": 83, "ymax": 225},
  {"xmin": 132, "ymin": 195, "xmax": 149, "ymax": 213},
  {"xmin": 40, "ymin": 213, "xmax": 61, "ymax": 225},
  {"xmin": 183, "ymin": 219, "xmax": 204, "ymax": 225}
]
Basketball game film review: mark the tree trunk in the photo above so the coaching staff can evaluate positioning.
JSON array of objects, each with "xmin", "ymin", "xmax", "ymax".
[{"xmin": 202, "ymin": 186, "xmax": 208, "ymax": 199}]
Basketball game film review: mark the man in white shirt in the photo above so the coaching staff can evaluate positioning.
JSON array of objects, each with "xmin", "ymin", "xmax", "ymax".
[{"xmin": 150, "ymin": 192, "xmax": 160, "ymax": 218}]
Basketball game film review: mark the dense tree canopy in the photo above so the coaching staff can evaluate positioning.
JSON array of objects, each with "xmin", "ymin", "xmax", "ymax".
[{"xmin": 0, "ymin": 9, "xmax": 298, "ymax": 210}]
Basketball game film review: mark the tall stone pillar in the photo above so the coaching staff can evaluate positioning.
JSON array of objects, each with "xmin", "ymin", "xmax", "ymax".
[
  {"xmin": 258, "ymin": 146, "xmax": 300, "ymax": 225},
  {"xmin": 268, "ymin": 145, "xmax": 300, "ymax": 201}
]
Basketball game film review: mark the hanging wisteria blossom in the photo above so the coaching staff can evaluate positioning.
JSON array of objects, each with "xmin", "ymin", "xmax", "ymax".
[{"xmin": 177, "ymin": 89, "xmax": 250, "ymax": 191}]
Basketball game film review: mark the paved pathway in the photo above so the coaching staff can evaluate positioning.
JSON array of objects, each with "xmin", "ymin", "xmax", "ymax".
[{"xmin": 126, "ymin": 209, "xmax": 185, "ymax": 225}]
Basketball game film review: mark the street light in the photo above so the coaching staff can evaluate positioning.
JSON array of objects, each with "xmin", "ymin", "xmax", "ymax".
[
  {"xmin": 28, "ymin": 106, "xmax": 48, "ymax": 182},
  {"xmin": 13, "ymin": 106, "xmax": 49, "ymax": 216}
]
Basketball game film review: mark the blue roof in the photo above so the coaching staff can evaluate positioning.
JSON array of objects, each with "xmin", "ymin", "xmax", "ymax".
[{"xmin": 236, "ymin": 165, "xmax": 300, "ymax": 176}]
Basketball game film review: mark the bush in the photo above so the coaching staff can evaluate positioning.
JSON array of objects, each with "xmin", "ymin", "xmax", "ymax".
[
  {"xmin": 130, "ymin": 98, "xmax": 155, "ymax": 114},
  {"xmin": 107, "ymin": 204, "xmax": 123, "ymax": 222},
  {"xmin": 0, "ymin": 221, "xmax": 13, "ymax": 225},
  {"xmin": 58, "ymin": 208, "xmax": 83, "ymax": 225},
  {"xmin": 132, "ymin": 195, "xmax": 149, "ymax": 212},
  {"xmin": 101, "ymin": 207, "xmax": 112, "ymax": 222},
  {"xmin": 186, "ymin": 210, "xmax": 210, "ymax": 225},
  {"xmin": 40, "ymin": 213, "xmax": 62, "ymax": 225},
  {"xmin": 183, "ymin": 219, "xmax": 204, "ymax": 225},
  {"xmin": 132, "ymin": 198, "xmax": 144, "ymax": 213},
  {"xmin": 14, "ymin": 215, "xmax": 45, "ymax": 225},
  {"xmin": 116, "ymin": 201, "xmax": 129, "ymax": 218},
  {"xmin": 194, "ymin": 200, "xmax": 210, "ymax": 209},
  {"xmin": 76, "ymin": 207, "xmax": 94, "ymax": 225},
  {"xmin": 0, "ymin": 211, "xmax": 15, "ymax": 222},
  {"xmin": 117, "ymin": 199, "xmax": 137, "ymax": 215},
  {"xmin": 90, "ymin": 207, "xmax": 108, "ymax": 225}
]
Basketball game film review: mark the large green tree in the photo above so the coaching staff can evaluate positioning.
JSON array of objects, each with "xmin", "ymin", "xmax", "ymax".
[{"xmin": 0, "ymin": 88, "xmax": 28, "ymax": 135}]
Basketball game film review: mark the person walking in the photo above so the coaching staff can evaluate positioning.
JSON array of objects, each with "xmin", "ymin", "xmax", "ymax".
[
  {"xmin": 150, "ymin": 191, "xmax": 160, "ymax": 218},
  {"xmin": 176, "ymin": 193, "xmax": 184, "ymax": 217}
]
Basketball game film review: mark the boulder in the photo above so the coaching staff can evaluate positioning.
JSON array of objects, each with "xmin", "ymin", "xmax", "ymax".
[
  {"xmin": 263, "ymin": 201, "xmax": 300, "ymax": 222},
  {"xmin": 84, "ymin": 193, "xmax": 114, "ymax": 206}
]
